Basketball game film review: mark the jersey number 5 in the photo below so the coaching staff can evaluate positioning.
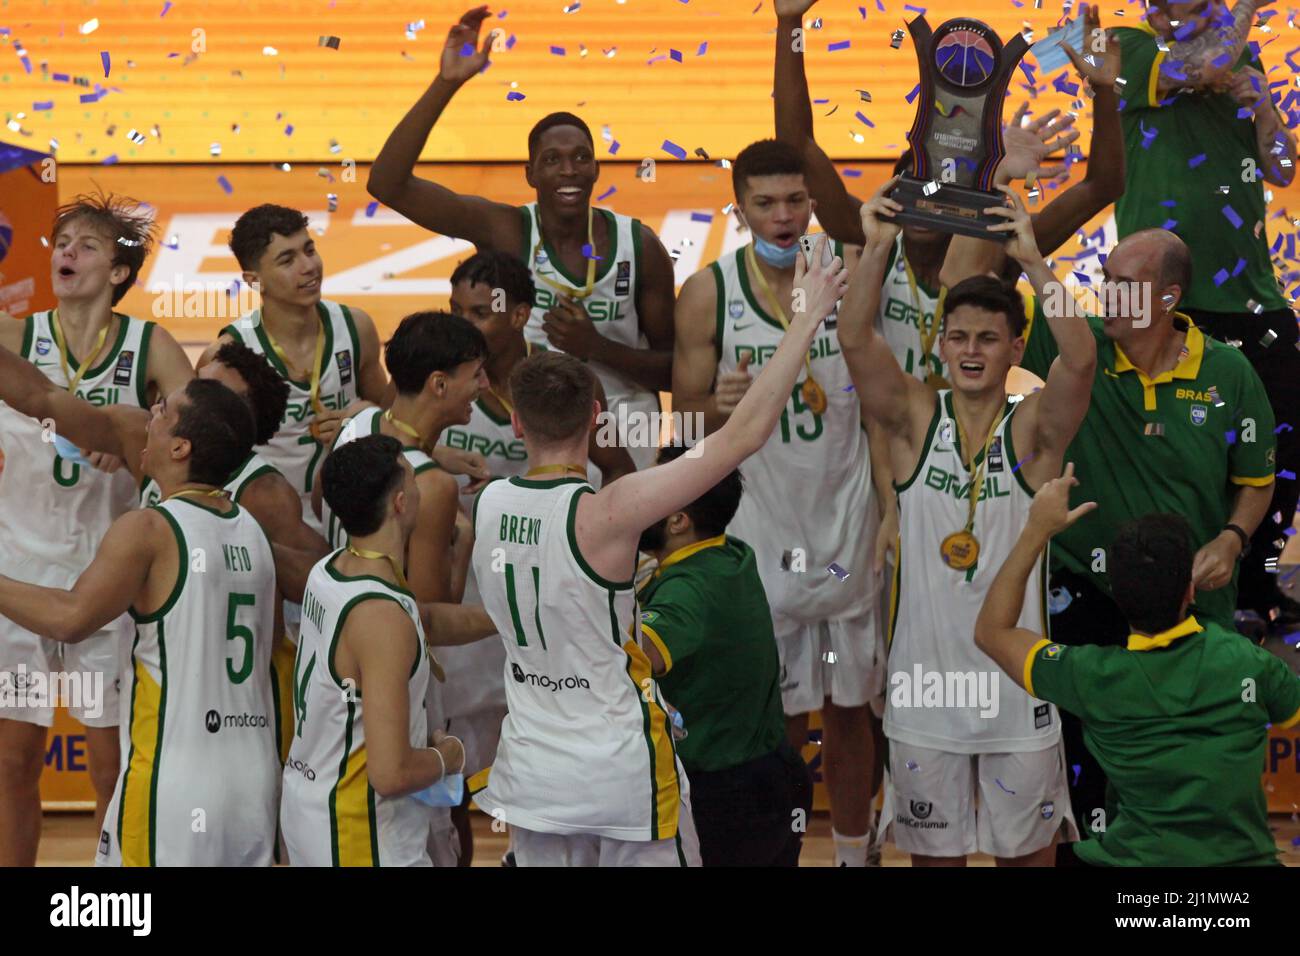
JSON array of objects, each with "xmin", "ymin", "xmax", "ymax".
[{"xmin": 225, "ymin": 592, "xmax": 257, "ymax": 684}]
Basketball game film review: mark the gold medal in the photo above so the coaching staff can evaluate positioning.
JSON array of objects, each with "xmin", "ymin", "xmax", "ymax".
[
  {"xmin": 801, "ymin": 377, "xmax": 828, "ymax": 415},
  {"xmin": 940, "ymin": 530, "xmax": 980, "ymax": 570}
]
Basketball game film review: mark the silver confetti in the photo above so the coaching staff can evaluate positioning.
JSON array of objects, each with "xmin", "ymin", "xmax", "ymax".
[
  {"xmin": 922, "ymin": 180, "xmax": 940, "ymax": 196},
  {"xmin": 890, "ymin": 29, "xmax": 905, "ymax": 49},
  {"xmin": 318, "ymin": 35, "xmax": 341, "ymax": 49},
  {"xmin": 1260, "ymin": 329, "xmax": 1278, "ymax": 347},
  {"xmin": 209, "ymin": 142, "xmax": 222, "ymax": 157}
]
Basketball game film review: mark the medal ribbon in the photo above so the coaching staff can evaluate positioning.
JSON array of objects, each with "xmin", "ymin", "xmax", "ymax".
[
  {"xmin": 166, "ymin": 487, "xmax": 231, "ymax": 502},
  {"xmin": 50, "ymin": 309, "xmax": 111, "ymax": 395},
  {"xmin": 486, "ymin": 341, "xmax": 532, "ymax": 415},
  {"xmin": 525, "ymin": 463, "xmax": 587, "ymax": 479},
  {"xmin": 531, "ymin": 205, "xmax": 596, "ymax": 301},
  {"xmin": 744, "ymin": 243, "xmax": 821, "ymax": 392},
  {"xmin": 346, "ymin": 544, "xmax": 410, "ymax": 592},
  {"xmin": 902, "ymin": 253, "xmax": 947, "ymax": 385},
  {"xmin": 953, "ymin": 408, "xmax": 1004, "ymax": 538},
  {"xmin": 384, "ymin": 409, "xmax": 428, "ymax": 452},
  {"xmin": 263, "ymin": 311, "xmax": 327, "ymax": 417}
]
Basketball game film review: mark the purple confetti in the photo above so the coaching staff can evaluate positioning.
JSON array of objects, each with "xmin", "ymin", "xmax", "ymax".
[
  {"xmin": 101, "ymin": 154, "xmax": 119, "ymax": 165},
  {"xmin": 101, "ymin": 51, "xmax": 110, "ymax": 77},
  {"xmin": 995, "ymin": 778, "xmax": 1016, "ymax": 795},
  {"xmin": 842, "ymin": 384, "xmax": 856, "ymax": 392},
  {"xmin": 828, "ymin": 40, "xmax": 851, "ymax": 51},
  {"xmin": 217, "ymin": 175, "xmax": 233, "ymax": 195},
  {"xmin": 580, "ymin": 243, "xmax": 602, "ymax": 261},
  {"xmin": 1188, "ymin": 153, "xmax": 1206, "ymax": 168},
  {"xmin": 506, "ymin": 91, "xmax": 526, "ymax": 101},
  {"xmin": 854, "ymin": 111, "xmax": 874, "ymax": 127},
  {"xmin": 1277, "ymin": 424, "xmax": 1294, "ymax": 434},
  {"xmin": 32, "ymin": 100, "xmax": 53, "ymax": 111},
  {"xmin": 1213, "ymin": 268, "xmax": 1231, "ymax": 287},
  {"xmin": 1162, "ymin": 219, "xmax": 1178, "ymax": 230},
  {"xmin": 1225, "ymin": 429, "xmax": 1238, "ymax": 445},
  {"xmin": 1231, "ymin": 257, "xmax": 1248, "ymax": 278},
  {"xmin": 661, "ymin": 140, "xmax": 686, "ymax": 160},
  {"xmin": 596, "ymin": 186, "xmax": 616, "ymax": 201},
  {"xmin": 161, "ymin": 1, "xmax": 172, "ymax": 15},
  {"xmin": 904, "ymin": 4, "xmax": 927, "ymax": 12},
  {"xmin": 1222, "ymin": 205, "xmax": 1243, "ymax": 229},
  {"xmin": 506, "ymin": 35, "xmax": 517, "ymax": 50},
  {"xmin": 1071, "ymin": 764, "xmax": 1081, "ymax": 786},
  {"xmin": 842, "ymin": 168, "xmax": 863, "ymax": 178},
  {"xmin": 905, "ymin": 83, "xmax": 921, "ymax": 104},
  {"xmin": 460, "ymin": 42, "xmax": 474, "ymax": 57},
  {"xmin": 697, "ymin": 42, "xmax": 708, "ymax": 56},
  {"xmin": 364, "ymin": 201, "xmax": 378, "ymax": 218},
  {"xmin": 1280, "ymin": 469, "xmax": 1297, "ymax": 480},
  {"xmin": 690, "ymin": 211, "xmax": 713, "ymax": 223},
  {"xmin": 670, "ymin": 49, "xmax": 682, "ymax": 62},
  {"xmin": 608, "ymin": 140, "xmax": 620, "ymax": 155},
  {"xmin": 1011, "ymin": 451, "xmax": 1037, "ymax": 474},
  {"xmin": 550, "ymin": 45, "xmax": 566, "ymax": 56}
]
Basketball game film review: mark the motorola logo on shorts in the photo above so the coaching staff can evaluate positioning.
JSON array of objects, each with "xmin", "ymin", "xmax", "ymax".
[
  {"xmin": 204, "ymin": 708, "xmax": 269, "ymax": 733},
  {"xmin": 510, "ymin": 662, "xmax": 591, "ymax": 692}
]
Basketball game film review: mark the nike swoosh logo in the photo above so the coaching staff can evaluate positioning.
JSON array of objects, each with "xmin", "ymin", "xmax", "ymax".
[{"xmin": 733, "ymin": 322, "xmax": 754, "ymax": 331}]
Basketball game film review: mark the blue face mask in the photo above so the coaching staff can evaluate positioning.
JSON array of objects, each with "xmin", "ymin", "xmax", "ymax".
[
  {"xmin": 52, "ymin": 433, "xmax": 90, "ymax": 466},
  {"xmin": 753, "ymin": 235, "xmax": 800, "ymax": 269},
  {"xmin": 411, "ymin": 773, "xmax": 464, "ymax": 809}
]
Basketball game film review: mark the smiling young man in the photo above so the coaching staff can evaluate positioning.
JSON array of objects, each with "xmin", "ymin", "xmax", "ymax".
[
  {"xmin": 673, "ymin": 138, "xmax": 886, "ymax": 867},
  {"xmin": 368, "ymin": 6, "xmax": 677, "ymax": 470},
  {"xmin": 839, "ymin": 181, "xmax": 1096, "ymax": 866},
  {"xmin": 0, "ymin": 379, "xmax": 280, "ymax": 866},
  {"xmin": 0, "ymin": 193, "xmax": 193, "ymax": 867},
  {"xmin": 200, "ymin": 204, "xmax": 390, "ymax": 535}
]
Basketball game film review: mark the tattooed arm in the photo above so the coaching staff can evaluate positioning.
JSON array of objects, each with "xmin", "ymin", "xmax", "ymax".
[{"xmin": 1152, "ymin": 0, "xmax": 1271, "ymax": 94}]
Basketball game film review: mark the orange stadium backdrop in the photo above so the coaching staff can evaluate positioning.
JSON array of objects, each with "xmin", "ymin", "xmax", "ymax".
[{"xmin": 4, "ymin": 0, "xmax": 1146, "ymax": 163}]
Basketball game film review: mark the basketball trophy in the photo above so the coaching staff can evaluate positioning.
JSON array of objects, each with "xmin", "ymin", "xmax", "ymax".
[{"xmin": 891, "ymin": 17, "xmax": 1029, "ymax": 240}]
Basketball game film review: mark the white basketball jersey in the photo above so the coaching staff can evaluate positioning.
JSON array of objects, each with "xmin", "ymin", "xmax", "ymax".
[
  {"xmin": 319, "ymin": 407, "xmax": 439, "ymax": 549},
  {"xmin": 221, "ymin": 300, "xmax": 362, "ymax": 532},
  {"xmin": 439, "ymin": 397, "xmax": 600, "ymax": 721},
  {"xmin": 519, "ymin": 202, "xmax": 660, "ymax": 470},
  {"xmin": 104, "ymin": 497, "xmax": 279, "ymax": 866},
  {"xmin": 885, "ymin": 391, "xmax": 1059, "ymax": 753},
  {"xmin": 139, "ymin": 453, "xmax": 277, "ymax": 509},
  {"xmin": 470, "ymin": 476, "xmax": 682, "ymax": 840},
  {"xmin": 0, "ymin": 312, "xmax": 152, "ymax": 587},
  {"xmin": 712, "ymin": 246, "xmax": 877, "ymax": 624},
  {"xmin": 878, "ymin": 234, "xmax": 948, "ymax": 383},
  {"xmin": 281, "ymin": 552, "xmax": 433, "ymax": 866}
]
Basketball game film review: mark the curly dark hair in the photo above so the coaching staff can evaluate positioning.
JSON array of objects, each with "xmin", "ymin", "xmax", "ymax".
[
  {"xmin": 228, "ymin": 204, "xmax": 310, "ymax": 271},
  {"xmin": 211, "ymin": 340, "xmax": 289, "ymax": 445}
]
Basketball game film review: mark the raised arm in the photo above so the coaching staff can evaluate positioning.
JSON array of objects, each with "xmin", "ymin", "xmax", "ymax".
[
  {"xmin": 838, "ymin": 180, "xmax": 927, "ymax": 436},
  {"xmin": 0, "ymin": 341, "xmax": 148, "ymax": 480},
  {"xmin": 0, "ymin": 509, "xmax": 156, "ymax": 643},
  {"xmin": 975, "ymin": 465, "xmax": 1095, "ymax": 684},
  {"xmin": 366, "ymin": 6, "xmax": 523, "ymax": 250},
  {"xmin": 1227, "ymin": 65, "xmax": 1298, "ymax": 187},
  {"xmin": 985, "ymin": 187, "xmax": 1097, "ymax": 474},
  {"xmin": 1153, "ymin": 0, "xmax": 1269, "ymax": 93},
  {"xmin": 772, "ymin": 0, "xmax": 865, "ymax": 244},
  {"xmin": 671, "ymin": 268, "xmax": 730, "ymax": 435},
  {"xmin": 144, "ymin": 324, "xmax": 196, "ymax": 405},
  {"xmin": 588, "ymin": 377, "xmax": 636, "ymax": 481},
  {"xmin": 349, "ymin": 307, "xmax": 391, "ymax": 404},
  {"xmin": 580, "ymin": 243, "xmax": 848, "ymax": 569}
]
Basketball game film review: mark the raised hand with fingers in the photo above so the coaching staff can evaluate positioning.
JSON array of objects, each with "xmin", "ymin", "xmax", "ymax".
[
  {"xmin": 1000, "ymin": 104, "xmax": 1079, "ymax": 183},
  {"xmin": 1027, "ymin": 462, "xmax": 1097, "ymax": 537},
  {"xmin": 983, "ymin": 185, "xmax": 1042, "ymax": 265},
  {"xmin": 859, "ymin": 175, "xmax": 903, "ymax": 249},
  {"xmin": 1062, "ymin": 3, "xmax": 1121, "ymax": 90},
  {"xmin": 715, "ymin": 351, "xmax": 755, "ymax": 417},
  {"xmin": 440, "ymin": 6, "xmax": 495, "ymax": 85},
  {"xmin": 791, "ymin": 237, "xmax": 849, "ymax": 327}
]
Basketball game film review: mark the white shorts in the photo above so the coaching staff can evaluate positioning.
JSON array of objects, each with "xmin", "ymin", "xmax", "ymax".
[
  {"xmin": 885, "ymin": 739, "xmax": 1077, "ymax": 859},
  {"xmin": 513, "ymin": 794, "xmax": 701, "ymax": 867},
  {"xmin": 0, "ymin": 616, "xmax": 126, "ymax": 728},
  {"xmin": 447, "ymin": 707, "xmax": 506, "ymax": 779},
  {"xmin": 776, "ymin": 607, "xmax": 885, "ymax": 715}
]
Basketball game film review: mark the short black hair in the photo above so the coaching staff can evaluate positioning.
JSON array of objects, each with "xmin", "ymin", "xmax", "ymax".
[
  {"xmin": 450, "ymin": 251, "xmax": 537, "ymax": 311},
  {"xmin": 732, "ymin": 139, "xmax": 806, "ymax": 200},
  {"xmin": 655, "ymin": 444, "xmax": 744, "ymax": 536},
  {"xmin": 527, "ymin": 112, "xmax": 594, "ymax": 160},
  {"xmin": 384, "ymin": 311, "xmax": 487, "ymax": 396},
  {"xmin": 173, "ymin": 379, "xmax": 256, "ymax": 485},
  {"xmin": 942, "ymin": 275, "xmax": 1027, "ymax": 337},
  {"xmin": 211, "ymin": 341, "xmax": 289, "ymax": 445},
  {"xmin": 321, "ymin": 434, "xmax": 405, "ymax": 538},
  {"xmin": 1110, "ymin": 514, "xmax": 1195, "ymax": 635},
  {"xmin": 229, "ymin": 204, "xmax": 310, "ymax": 271},
  {"xmin": 53, "ymin": 191, "xmax": 156, "ymax": 306}
]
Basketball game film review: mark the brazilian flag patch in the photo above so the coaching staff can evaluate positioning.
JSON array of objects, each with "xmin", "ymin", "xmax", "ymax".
[
  {"xmin": 640, "ymin": 610, "xmax": 660, "ymax": 626},
  {"xmin": 1040, "ymin": 643, "xmax": 1066, "ymax": 661}
]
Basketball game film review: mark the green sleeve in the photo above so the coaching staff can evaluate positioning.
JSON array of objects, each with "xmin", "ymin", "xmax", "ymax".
[
  {"xmin": 1025, "ymin": 640, "xmax": 1096, "ymax": 720},
  {"xmin": 639, "ymin": 578, "xmax": 708, "ymax": 675},
  {"xmin": 1018, "ymin": 294, "xmax": 1060, "ymax": 379},
  {"xmin": 1257, "ymin": 647, "xmax": 1300, "ymax": 727},
  {"xmin": 1115, "ymin": 27, "xmax": 1163, "ymax": 112},
  {"xmin": 1228, "ymin": 358, "xmax": 1277, "ymax": 484}
]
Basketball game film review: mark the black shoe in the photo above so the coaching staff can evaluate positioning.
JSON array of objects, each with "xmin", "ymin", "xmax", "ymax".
[
  {"xmin": 501, "ymin": 850, "xmax": 516, "ymax": 867},
  {"xmin": 1268, "ymin": 596, "xmax": 1300, "ymax": 635}
]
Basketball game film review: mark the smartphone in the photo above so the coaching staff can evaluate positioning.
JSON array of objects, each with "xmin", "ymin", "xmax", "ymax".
[{"xmin": 799, "ymin": 233, "xmax": 839, "ymax": 328}]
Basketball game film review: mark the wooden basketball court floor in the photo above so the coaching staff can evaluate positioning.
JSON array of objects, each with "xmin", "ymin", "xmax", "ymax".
[{"xmin": 28, "ymin": 161, "xmax": 1300, "ymax": 866}]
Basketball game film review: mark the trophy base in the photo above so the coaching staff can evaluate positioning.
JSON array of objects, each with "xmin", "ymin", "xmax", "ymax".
[{"xmin": 889, "ymin": 177, "xmax": 1011, "ymax": 242}]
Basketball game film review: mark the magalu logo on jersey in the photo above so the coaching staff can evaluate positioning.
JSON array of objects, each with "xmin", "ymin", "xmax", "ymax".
[
  {"xmin": 1190, "ymin": 404, "xmax": 1207, "ymax": 426},
  {"xmin": 335, "ymin": 349, "xmax": 354, "ymax": 386},
  {"xmin": 113, "ymin": 350, "xmax": 135, "ymax": 387},
  {"xmin": 615, "ymin": 259, "xmax": 631, "ymax": 297},
  {"xmin": 35, "ymin": 337, "xmax": 52, "ymax": 356}
]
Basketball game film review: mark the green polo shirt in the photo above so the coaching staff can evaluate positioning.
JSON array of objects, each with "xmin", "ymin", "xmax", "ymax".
[
  {"xmin": 1020, "ymin": 308, "xmax": 1275, "ymax": 628},
  {"xmin": 1025, "ymin": 616, "xmax": 1300, "ymax": 866},
  {"xmin": 638, "ymin": 534, "xmax": 785, "ymax": 774},
  {"xmin": 1114, "ymin": 24, "xmax": 1286, "ymax": 313}
]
